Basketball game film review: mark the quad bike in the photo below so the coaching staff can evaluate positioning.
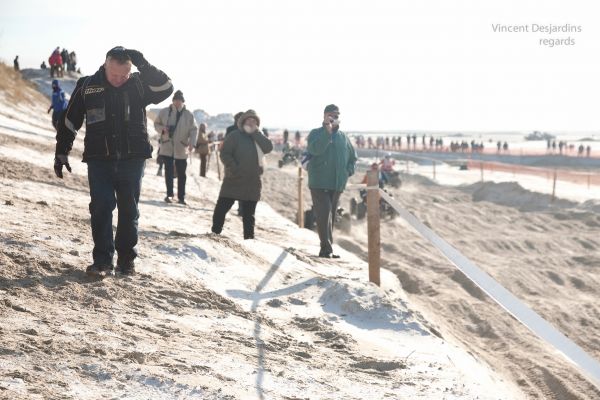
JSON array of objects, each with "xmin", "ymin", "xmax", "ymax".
[
  {"xmin": 278, "ymin": 148, "xmax": 301, "ymax": 168},
  {"xmin": 349, "ymin": 189, "xmax": 397, "ymax": 220},
  {"xmin": 304, "ymin": 206, "xmax": 352, "ymax": 233},
  {"xmin": 382, "ymin": 170, "xmax": 402, "ymax": 188}
]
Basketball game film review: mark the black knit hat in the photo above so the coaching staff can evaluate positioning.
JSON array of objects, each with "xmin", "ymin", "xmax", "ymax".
[
  {"xmin": 324, "ymin": 104, "xmax": 340, "ymax": 113},
  {"xmin": 173, "ymin": 90, "xmax": 185, "ymax": 102}
]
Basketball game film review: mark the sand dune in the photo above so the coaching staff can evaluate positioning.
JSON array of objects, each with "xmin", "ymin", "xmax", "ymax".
[{"xmin": 265, "ymin": 157, "xmax": 600, "ymax": 399}]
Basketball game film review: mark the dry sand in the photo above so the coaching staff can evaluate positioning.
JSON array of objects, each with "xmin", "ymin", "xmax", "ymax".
[{"xmin": 264, "ymin": 154, "xmax": 600, "ymax": 399}]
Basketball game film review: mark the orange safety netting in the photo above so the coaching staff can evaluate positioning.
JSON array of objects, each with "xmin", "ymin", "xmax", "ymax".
[{"xmin": 466, "ymin": 160, "xmax": 600, "ymax": 187}]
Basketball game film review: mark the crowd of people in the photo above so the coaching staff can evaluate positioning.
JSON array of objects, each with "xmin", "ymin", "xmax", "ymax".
[
  {"xmin": 46, "ymin": 47, "xmax": 79, "ymax": 77},
  {"xmin": 547, "ymin": 139, "xmax": 592, "ymax": 157},
  {"xmin": 351, "ymin": 134, "xmax": 595, "ymax": 158},
  {"xmin": 12, "ymin": 47, "xmax": 79, "ymax": 76},
  {"xmin": 51, "ymin": 46, "xmax": 356, "ymax": 277},
  {"xmin": 353, "ymin": 134, "xmax": 447, "ymax": 152}
]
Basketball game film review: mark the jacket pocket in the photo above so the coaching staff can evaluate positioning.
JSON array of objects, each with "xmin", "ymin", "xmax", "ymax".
[
  {"xmin": 83, "ymin": 133, "xmax": 109, "ymax": 157},
  {"xmin": 85, "ymin": 95, "xmax": 106, "ymax": 125}
]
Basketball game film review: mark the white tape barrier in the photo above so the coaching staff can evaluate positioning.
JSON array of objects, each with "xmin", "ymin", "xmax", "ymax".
[
  {"xmin": 346, "ymin": 184, "xmax": 379, "ymax": 191},
  {"xmin": 378, "ymin": 188, "xmax": 600, "ymax": 389}
]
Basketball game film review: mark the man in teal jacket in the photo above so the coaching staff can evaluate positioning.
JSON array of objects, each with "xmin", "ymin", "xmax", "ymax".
[{"xmin": 307, "ymin": 104, "xmax": 357, "ymax": 258}]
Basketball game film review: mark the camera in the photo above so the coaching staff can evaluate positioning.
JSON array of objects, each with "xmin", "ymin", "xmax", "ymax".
[{"xmin": 167, "ymin": 125, "xmax": 176, "ymax": 138}]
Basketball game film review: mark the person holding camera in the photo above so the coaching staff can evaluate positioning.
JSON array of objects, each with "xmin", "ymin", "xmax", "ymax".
[
  {"xmin": 154, "ymin": 90, "xmax": 198, "ymax": 204},
  {"xmin": 54, "ymin": 46, "xmax": 174, "ymax": 277},
  {"xmin": 306, "ymin": 104, "xmax": 357, "ymax": 258}
]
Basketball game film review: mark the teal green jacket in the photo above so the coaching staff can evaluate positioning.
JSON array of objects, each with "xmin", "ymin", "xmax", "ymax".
[{"xmin": 307, "ymin": 126, "xmax": 357, "ymax": 192}]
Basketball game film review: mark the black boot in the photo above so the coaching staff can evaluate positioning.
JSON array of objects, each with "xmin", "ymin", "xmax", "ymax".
[
  {"xmin": 86, "ymin": 263, "xmax": 115, "ymax": 277},
  {"xmin": 117, "ymin": 259, "xmax": 135, "ymax": 276}
]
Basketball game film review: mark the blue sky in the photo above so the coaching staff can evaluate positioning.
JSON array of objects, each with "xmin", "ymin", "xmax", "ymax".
[{"xmin": 1, "ymin": 0, "xmax": 599, "ymax": 132}]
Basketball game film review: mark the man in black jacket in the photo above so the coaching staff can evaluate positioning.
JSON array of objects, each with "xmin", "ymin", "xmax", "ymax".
[{"xmin": 54, "ymin": 46, "xmax": 173, "ymax": 277}]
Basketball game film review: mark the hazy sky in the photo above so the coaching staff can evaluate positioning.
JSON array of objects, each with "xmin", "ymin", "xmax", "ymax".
[{"xmin": 1, "ymin": 0, "xmax": 599, "ymax": 132}]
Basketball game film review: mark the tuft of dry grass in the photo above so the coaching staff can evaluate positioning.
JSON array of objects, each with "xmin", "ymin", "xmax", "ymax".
[{"xmin": 0, "ymin": 62, "xmax": 47, "ymax": 105}]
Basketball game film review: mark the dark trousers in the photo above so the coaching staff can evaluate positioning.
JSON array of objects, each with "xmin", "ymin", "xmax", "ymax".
[
  {"xmin": 212, "ymin": 197, "xmax": 258, "ymax": 239},
  {"xmin": 199, "ymin": 154, "xmax": 208, "ymax": 177},
  {"xmin": 310, "ymin": 189, "xmax": 341, "ymax": 255},
  {"xmin": 164, "ymin": 157, "xmax": 187, "ymax": 200},
  {"xmin": 87, "ymin": 159, "xmax": 145, "ymax": 266},
  {"xmin": 51, "ymin": 111, "xmax": 61, "ymax": 130}
]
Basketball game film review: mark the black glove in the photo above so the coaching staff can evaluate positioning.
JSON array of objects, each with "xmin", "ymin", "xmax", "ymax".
[
  {"xmin": 54, "ymin": 154, "xmax": 72, "ymax": 179},
  {"xmin": 126, "ymin": 49, "xmax": 148, "ymax": 69}
]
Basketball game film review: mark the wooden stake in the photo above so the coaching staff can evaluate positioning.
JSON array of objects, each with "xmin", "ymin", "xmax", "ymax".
[
  {"xmin": 588, "ymin": 174, "xmax": 591, "ymax": 190},
  {"xmin": 367, "ymin": 170, "xmax": 381, "ymax": 286},
  {"xmin": 297, "ymin": 167, "xmax": 304, "ymax": 228},
  {"xmin": 480, "ymin": 161, "xmax": 484, "ymax": 182},
  {"xmin": 551, "ymin": 169, "xmax": 557, "ymax": 202}
]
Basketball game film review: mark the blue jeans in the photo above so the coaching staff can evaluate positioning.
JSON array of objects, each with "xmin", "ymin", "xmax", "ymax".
[{"xmin": 87, "ymin": 159, "xmax": 145, "ymax": 266}]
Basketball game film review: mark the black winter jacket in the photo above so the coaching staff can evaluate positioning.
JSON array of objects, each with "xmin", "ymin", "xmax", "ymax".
[{"xmin": 56, "ymin": 63, "xmax": 173, "ymax": 161}]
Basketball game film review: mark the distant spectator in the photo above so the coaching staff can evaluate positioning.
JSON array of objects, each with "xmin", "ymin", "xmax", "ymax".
[
  {"xmin": 586, "ymin": 146, "xmax": 591, "ymax": 158},
  {"xmin": 61, "ymin": 48, "xmax": 70, "ymax": 72},
  {"xmin": 295, "ymin": 130, "xmax": 301, "ymax": 145},
  {"xmin": 195, "ymin": 123, "xmax": 210, "ymax": 177},
  {"xmin": 49, "ymin": 47, "xmax": 63, "ymax": 78},
  {"xmin": 13, "ymin": 55, "xmax": 19, "ymax": 71},
  {"xmin": 225, "ymin": 111, "xmax": 243, "ymax": 137},
  {"xmin": 283, "ymin": 129, "xmax": 289, "ymax": 144},
  {"xmin": 207, "ymin": 131, "xmax": 216, "ymax": 152},
  {"xmin": 47, "ymin": 79, "xmax": 68, "ymax": 130},
  {"xmin": 40, "ymin": 61, "xmax": 47, "ymax": 70},
  {"xmin": 69, "ymin": 51, "xmax": 78, "ymax": 72}
]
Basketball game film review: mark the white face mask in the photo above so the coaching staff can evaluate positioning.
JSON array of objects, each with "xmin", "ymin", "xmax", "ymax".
[{"xmin": 243, "ymin": 125, "xmax": 255, "ymax": 134}]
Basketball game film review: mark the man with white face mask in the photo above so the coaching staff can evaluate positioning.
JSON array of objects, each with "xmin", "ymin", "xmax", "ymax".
[
  {"xmin": 307, "ymin": 104, "xmax": 357, "ymax": 258},
  {"xmin": 211, "ymin": 109, "xmax": 273, "ymax": 239}
]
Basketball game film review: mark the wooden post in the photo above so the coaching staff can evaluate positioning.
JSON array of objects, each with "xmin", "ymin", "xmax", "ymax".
[
  {"xmin": 297, "ymin": 167, "xmax": 304, "ymax": 228},
  {"xmin": 367, "ymin": 170, "xmax": 381, "ymax": 286},
  {"xmin": 480, "ymin": 161, "xmax": 484, "ymax": 182},
  {"xmin": 433, "ymin": 161, "xmax": 436, "ymax": 180},
  {"xmin": 551, "ymin": 169, "xmax": 557, "ymax": 201},
  {"xmin": 588, "ymin": 174, "xmax": 591, "ymax": 190}
]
